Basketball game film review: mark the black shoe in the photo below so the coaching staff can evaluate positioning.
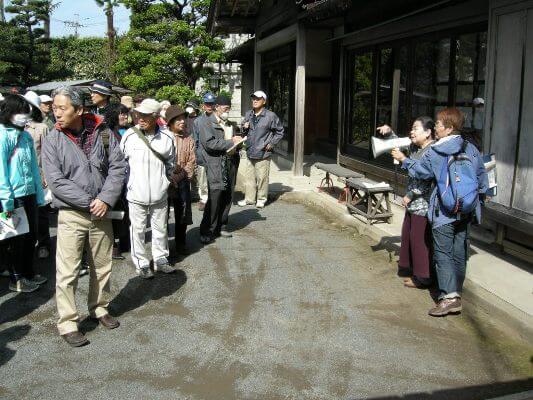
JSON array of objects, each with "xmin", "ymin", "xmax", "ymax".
[
  {"xmin": 112, "ymin": 247, "xmax": 125, "ymax": 260},
  {"xmin": 61, "ymin": 331, "xmax": 89, "ymax": 347}
]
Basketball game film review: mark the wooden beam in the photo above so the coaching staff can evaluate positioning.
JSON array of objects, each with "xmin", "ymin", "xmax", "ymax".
[{"xmin": 293, "ymin": 23, "xmax": 306, "ymax": 177}]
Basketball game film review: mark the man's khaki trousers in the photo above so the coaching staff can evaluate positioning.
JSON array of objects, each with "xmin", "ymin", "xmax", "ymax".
[
  {"xmin": 243, "ymin": 157, "xmax": 271, "ymax": 203},
  {"xmin": 56, "ymin": 209, "xmax": 113, "ymax": 335}
]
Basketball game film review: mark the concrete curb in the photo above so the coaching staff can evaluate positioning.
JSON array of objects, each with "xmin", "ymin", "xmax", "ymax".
[{"xmin": 280, "ymin": 190, "xmax": 533, "ymax": 346}]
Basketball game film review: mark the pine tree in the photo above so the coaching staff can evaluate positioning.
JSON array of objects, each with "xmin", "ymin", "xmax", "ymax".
[
  {"xmin": 3, "ymin": 0, "xmax": 51, "ymax": 86},
  {"xmin": 115, "ymin": 0, "xmax": 224, "ymax": 103},
  {"xmin": 95, "ymin": 0, "xmax": 119, "ymax": 81}
]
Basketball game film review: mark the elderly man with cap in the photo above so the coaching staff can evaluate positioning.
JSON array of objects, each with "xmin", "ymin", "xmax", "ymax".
[
  {"xmin": 89, "ymin": 80, "xmax": 113, "ymax": 117},
  {"xmin": 41, "ymin": 86, "xmax": 127, "ymax": 346},
  {"xmin": 193, "ymin": 92, "xmax": 216, "ymax": 210},
  {"xmin": 238, "ymin": 90, "xmax": 284, "ymax": 209},
  {"xmin": 39, "ymin": 94, "xmax": 55, "ymax": 129},
  {"xmin": 197, "ymin": 95, "xmax": 244, "ymax": 244},
  {"xmin": 164, "ymin": 106, "xmax": 196, "ymax": 254},
  {"xmin": 120, "ymin": 99, "xmax": 176, "ymax": 278}
]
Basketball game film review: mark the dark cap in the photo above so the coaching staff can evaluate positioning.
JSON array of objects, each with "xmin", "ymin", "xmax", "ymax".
[
  {"xmin": 89, "ymin": 80, "xmax": 113, "ymax": 96},
  {"xmin": 215, "ymin": 95, "xmax": 231, "ymax": 106},
  {"xmin": 185, "ymin": 99, "xmax": 200, "ymax": 110},
  {"xmin": 165, "ymin": 105, "xmax": 188, "ymax": 124}
]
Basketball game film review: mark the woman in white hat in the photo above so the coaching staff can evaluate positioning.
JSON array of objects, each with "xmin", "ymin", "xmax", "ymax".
[{"xmin": 24, "ymin": 91, "xmax": 52, "ymax": 259}]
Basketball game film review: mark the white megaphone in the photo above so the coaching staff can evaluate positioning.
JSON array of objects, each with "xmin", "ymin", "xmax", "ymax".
[{"xmin": 371, "ymin": 136, "xmax": 412, "ymax": 158}]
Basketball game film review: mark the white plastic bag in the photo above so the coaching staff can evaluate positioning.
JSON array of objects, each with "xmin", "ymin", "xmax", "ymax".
[{"xmin": 0, "ymin": 207, "xmax": 29, "ymax": 241}]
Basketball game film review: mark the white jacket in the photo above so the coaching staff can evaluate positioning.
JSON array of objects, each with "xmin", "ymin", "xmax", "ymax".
[{"xmin": 120, "ymin": 126, "xmax": 175, "ymax": 205}]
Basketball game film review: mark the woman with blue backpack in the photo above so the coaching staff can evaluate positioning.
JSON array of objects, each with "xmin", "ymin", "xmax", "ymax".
[{"xmin": 392, "ymin": 108, "xmax": 489, "ymax": 317}]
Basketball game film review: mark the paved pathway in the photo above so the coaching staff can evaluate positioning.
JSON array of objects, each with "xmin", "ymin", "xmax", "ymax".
[{"xmin": 0, "ymin": 198, "xmax": 531, "ymax": 399}]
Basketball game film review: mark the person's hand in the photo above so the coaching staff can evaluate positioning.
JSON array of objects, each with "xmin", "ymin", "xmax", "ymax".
[
  {"xmin": 402, "ymin": 196, "xmax": 411, "ymax": 207},
  {"xmin": 377, "ymin": 125, "xmax": 392, "ymax": 136},
  {"xmin": 264, "ymin": 143, "xmax": 273, "ymax": 151},
  {"xmin": 90, "ymin": 198, "xmax": 108, "ymax": 218},
  {"xmin": 391, "ymin": 148, "xmax": 406, "ymax": 162},
  {"xmin": 243, "ymin": 121, "xmax": 250, "ymax": 130},
  {"xmin": 232, "ymin": 136, "xmax": 243, "ymax": 144}
]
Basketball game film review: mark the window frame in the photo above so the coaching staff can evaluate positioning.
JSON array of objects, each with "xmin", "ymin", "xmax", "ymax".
[{"xmin": 341, "ymin": 22, "xmax": 488, "ymax": 163}]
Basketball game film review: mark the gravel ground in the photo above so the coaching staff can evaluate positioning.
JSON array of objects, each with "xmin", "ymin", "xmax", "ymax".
[{"xmin": 0, "ymin": 197, "xmax": 532, "ymax": 400}]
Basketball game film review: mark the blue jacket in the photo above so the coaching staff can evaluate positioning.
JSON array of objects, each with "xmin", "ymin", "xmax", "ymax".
[
  {"xmin": 402, "ymin": 135, "xmax": 488, "ymax": 228},
  {"xmin": 0, "ymin": 124, "xmax": 45, "ymax": 212},
  {"xmin": 242, "ymin": 108, "xmax": 284, "ymax": 160}
]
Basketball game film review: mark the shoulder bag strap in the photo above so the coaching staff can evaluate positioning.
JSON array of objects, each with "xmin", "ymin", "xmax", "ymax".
[{"xmin": 132, "ymin": 127, "xmax": 166, "ymax": 164}]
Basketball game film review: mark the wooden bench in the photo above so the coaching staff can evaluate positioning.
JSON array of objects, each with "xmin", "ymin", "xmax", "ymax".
[
  {"xmin": 314, "ymin": 163, "xmax": 364, "ymax": 203},
  {"xmin": 346, "ymin": 177, "xmax": 394, "ymax": 224}
]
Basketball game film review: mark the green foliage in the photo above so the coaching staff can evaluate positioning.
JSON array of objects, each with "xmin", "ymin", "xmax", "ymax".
[
  {"xmin": 1, "ymin": 0, "xmax": 52, "ymax": 86},
  {"xmin": 155, "ymin": 85, "xmax": 196, "ymax": 106},
  {"xmin": 115, "ymin": 0, "xmax": 224, "ymax": 98},
  {"xmin": 45, "ymin": 36, "xmax": 112, "ymax": 81}
]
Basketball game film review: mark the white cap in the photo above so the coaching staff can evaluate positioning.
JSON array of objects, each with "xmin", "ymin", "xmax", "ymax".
[
  {"xmin": 24, "ymin": 91, "xmax": 41, "ymax": 109},
  {"xmin": 473, "ymin": 97, "xmax": 484, "ymax": 105},
  {"xmin": 251, "ymin": 90, "xmax": 267, "ymax": 100},
  {"xmin": 134, "ymin": 98, "xmax": 161, "ymax": 115},
  {"xmin": 39, "ymin": 94, "xmax": 53, "ymax": 103}
]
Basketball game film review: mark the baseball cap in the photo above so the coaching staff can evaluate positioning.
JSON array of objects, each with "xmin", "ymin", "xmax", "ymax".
[
  {"xmin": 215, "ymin": 95, "xmax": 231, "ymax": 106},
  {"xmin": 473, "ymin": 97, "xmax": 484, "ymax": 106},
  {"xmin": 134, "ymin": 98, "xmax": 161, "ymax": 114},
  {"xmin": 203, "ymin": 92, "xmax": 216, "ymax": 104},
  {"xmin": 251, "ymin": 90, "xmax": 267, "ymax": 100}
]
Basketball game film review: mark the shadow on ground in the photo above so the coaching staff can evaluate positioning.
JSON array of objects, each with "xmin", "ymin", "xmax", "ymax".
[
  {"xmin": 0, "ymin": 324, "xmax": 31, "ymax": 367},
  {"xmin": 109, "ymin": 269, "xmax": 187, "ymax": 317},
  {"xmin": 357, "ymin": 378, "xmax": 533, "ymax": 400}
]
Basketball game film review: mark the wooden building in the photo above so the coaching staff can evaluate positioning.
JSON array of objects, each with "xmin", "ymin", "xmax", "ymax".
[{"xmin": 208, "ymin": 0, "xmax": 533, "ymax": 262}]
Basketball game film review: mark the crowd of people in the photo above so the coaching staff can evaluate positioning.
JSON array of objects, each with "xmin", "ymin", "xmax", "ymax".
[
  {"xmin": 0, "ymin": 81, "xmax": 284, "ymax": 347},
  {"xmin": 0, "ymin": 78, "xmax": 489, "ymax": 345}
]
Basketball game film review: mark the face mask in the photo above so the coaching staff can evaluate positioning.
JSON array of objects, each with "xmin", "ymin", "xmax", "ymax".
[
  {"xmin": 185, "ymin": 107, "xmax": 194, "ymax": 114},
  {"xmin": 10, "ymin": 113, "xmax": 32, "ymax": 128},
  {"xmin": 220, "ymin": 112, "xmax": 229, "ymax": 121}
]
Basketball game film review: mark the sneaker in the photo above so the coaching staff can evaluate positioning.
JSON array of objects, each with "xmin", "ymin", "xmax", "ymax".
[
  {"xmin": 428, "ymin": 297, "xmax": 462, "ymax": 317},
  {"xmin": 0, "ymin": 269, "xmax": 10, "ymax": 278},
  {"xmin": 138, "ymin": 267, "xmax": 154, "ymax": 279},
  {"xmin": 237, "ymin": 199, "xmax": 253, "ymax": 207},
  {"xmin": 37, "ymin": 247, "xmax": 50, "ymax": 259},
  {"xmin": 256, "ymin": 199, "xmax": 266, "ymax": 208},
  {"xmin": 219, "ymin": 229, "xmax": 232, "ymax": 238},
  {"xmin": 79, "ymin": 266, "xmax": 89, "ymax": 277},
  {"xmin": 9, "ymin": 278, "xmax": 39, "ymax": 293},
  {"xmin": 154, "ymin": 262, "xmax": 176, "ymax": 274},
  {"xmin": 30, "ymin": 274, "xmax": 48, "ymax": 285}
]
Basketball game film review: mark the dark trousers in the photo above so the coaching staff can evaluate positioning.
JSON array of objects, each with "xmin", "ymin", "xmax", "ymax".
[
  {"xmin": 171, "ymin": 179, "xmax": 193, "ymax": 247},
  {"xmin": 111, "ymin": 198, "xmax": 130, "ymax": 252},
  {"xmin": 200, "ymin": 186, "xmax": 232, "ymax": 237},
  {"xmin": 1, "ymin": 195, "xmax": 38, "ymax": 283},
  {"xmin": 399, "ymin": 211, "xmax": 432, "ymax": 284},
  {"xmin": 432, "ymin": 218, "xmax": 470, "ymax": 299},
  {"xmin": 37, "ymin": 204, "xmax": 51, "ymax": 249}
]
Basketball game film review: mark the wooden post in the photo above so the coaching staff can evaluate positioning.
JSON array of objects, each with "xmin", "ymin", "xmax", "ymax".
[
  {"xmin": 293, "ymin": 23, "xmax": 306, "ymax": 176},
  {"xmin": 254, "ymin": 37, "xmax": 261, "ymax": 90}
]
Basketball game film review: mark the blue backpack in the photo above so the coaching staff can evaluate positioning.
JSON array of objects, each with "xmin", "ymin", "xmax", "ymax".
[{"xmin": 436, "ymin": 140, "xmax": 479, "ymax": 215}]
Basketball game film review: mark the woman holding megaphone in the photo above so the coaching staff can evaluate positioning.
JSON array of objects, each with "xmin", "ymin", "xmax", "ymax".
[{"xmin": 377, "ymin": 117, "xmax": 435, "ymax": 290}]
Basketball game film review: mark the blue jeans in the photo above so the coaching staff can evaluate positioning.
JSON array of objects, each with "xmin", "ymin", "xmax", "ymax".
[{"xmin": 432, "ymin": 219, "xmax": 470, "ymax": 300}]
